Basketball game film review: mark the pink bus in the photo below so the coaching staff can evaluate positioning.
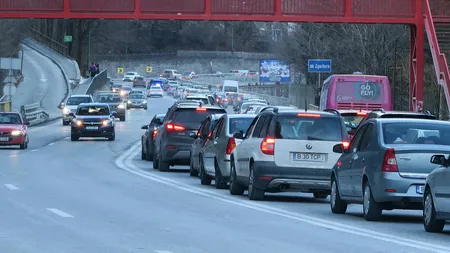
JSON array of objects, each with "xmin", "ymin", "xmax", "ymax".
[{"xmin": 319, "ymin": 73, "xmax": 392, "ymax": 111}]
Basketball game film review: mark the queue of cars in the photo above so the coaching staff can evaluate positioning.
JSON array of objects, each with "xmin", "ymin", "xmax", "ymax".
[{"xmin": 139, "ymin": 85, "xmax": 450, "ymax": 233}]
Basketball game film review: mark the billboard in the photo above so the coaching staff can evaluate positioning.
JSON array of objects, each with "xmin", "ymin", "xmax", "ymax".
[{"xmin": 259, "ymin": 60, "xmax": 291, "ymax": 83}]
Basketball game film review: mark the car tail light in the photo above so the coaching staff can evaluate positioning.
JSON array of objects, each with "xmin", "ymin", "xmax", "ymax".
[
  {"xmin": 382, "ymin": 148, "xmax": 398, "ymax": 172},
  {"xmin": 297, "ymin": 113, "xmax": 321, "ymax": 117},
  {"xmin": 226, "ymin": 137, "xmax": 236, "ymax": 155},
  {"xmin": 152, "ymin": 130, "xmax": 158, "ymax": 140},
  {"xmin": 165, "ymin": 123, "xmax": 185, "ymax": 132},
  {"xmin": 196, "ymin": 108, "xmax": 207, "ymax": 112},
  {"xmin": 356, "ymin": 112, "xmax": 367, "ymax": 116},
  {"xmin": 260, "ymin": 137, "xmax": 275, "ymax": 155}
]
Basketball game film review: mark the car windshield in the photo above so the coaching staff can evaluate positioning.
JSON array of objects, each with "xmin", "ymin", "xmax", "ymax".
[
  {"xmin": 66, "ymin": 97, "xmax": 91, "ymax": 105},
  {"xmin": 126, "ymin": 72, "xmax": 135, "ymax": 75},
  {"xmin": 77, "ymin": 106, "xmax": 109, "ymax": 116},
  {"xmin": 274, "ymin": 115, "xmax": 343, "ymax": 141},
  {"xmin": 173, "ymin": 108, "xmax": 226, "ymax": 130},
  {"xmin": 96, "ymin": 94, "xmax": 122, "ymax": 103},
  {"xmin": 229, "ymin": 117, "xmax": 254, "ymax": 134},
  {"xmin": 224, "ymin": 86, "xmax": 238, "ymax": 92},
  {"xmin": 382, "ymin": 122, "xmax": 450, "ymax": 145},
  {"xmin": 342, "ymin": 114, "xmax": 366, "ymax": 130},
  {"xmin": 129, "ymin": 94, "xmax": 145, "ymax": 99},
  {"xmin": 0, "ymin": 113, "xmax": 22, "ymax": 124}
]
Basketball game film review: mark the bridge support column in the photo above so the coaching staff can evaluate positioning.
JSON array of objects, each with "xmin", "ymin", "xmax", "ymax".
[{"xmin": 409, "ymin": 23, "xmax": 425, "ymax": 112}]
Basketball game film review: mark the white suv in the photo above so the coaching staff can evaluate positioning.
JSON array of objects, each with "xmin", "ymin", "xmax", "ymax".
[
  {"xmin": 229, "ymin": 107, "xmax": 349, "ymax": 200},
  {"xmin": 60, "ymin": 95, "xmax": 94, "ymax": 125}
]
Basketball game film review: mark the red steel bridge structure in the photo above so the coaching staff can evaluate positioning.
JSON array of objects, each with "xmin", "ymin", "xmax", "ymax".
[{"xmin": 0, "ymin": 0, "xmax": 449, "ymax": 112}]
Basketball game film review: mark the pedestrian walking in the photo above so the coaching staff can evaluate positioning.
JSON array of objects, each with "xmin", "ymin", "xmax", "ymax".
[
  {"xmin": 95, "ymin": 63, "xmax": 100, "ymax": 75},
  {"xmin": 89, "ymin": 62, "xmax": 96, "ymax": 78}
]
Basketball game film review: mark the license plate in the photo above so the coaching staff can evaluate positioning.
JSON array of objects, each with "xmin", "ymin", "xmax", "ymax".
[
  {"xmin": 0, "ymin": 137, "xmax": 9, "ymax": 141},
  {"xmin": 292, "ymin": 152, "xmax": 324, "ymax": 162},
  {"xmin": 416, "ymin": 185, "xmax": 425, "ymax": 194},
  {"xmin": 85, "ymin": 126, "xmax": 98, "ymax": 130}
]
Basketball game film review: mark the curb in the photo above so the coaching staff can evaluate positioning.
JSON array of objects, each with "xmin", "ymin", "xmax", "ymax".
[{"xmin": 21, "ymin": 38, "xmax": 71, "ymax": 106}]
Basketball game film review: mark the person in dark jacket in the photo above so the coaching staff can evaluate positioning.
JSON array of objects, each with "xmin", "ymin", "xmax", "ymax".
[
  {"xmin": 89, "ymin": 62, "xmax": 96, "ymax": 78},
  {"xmin": 95, "ymin": 63, "xmax": 100, "ymax": 75}
]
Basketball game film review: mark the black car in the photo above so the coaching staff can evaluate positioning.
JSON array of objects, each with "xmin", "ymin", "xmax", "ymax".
[
  {"xmin": 95, "ymin": 92, "xmax": 127, "ymax": 121},
  {"xmin": 153, "ymin": 101, "xmax": 227, "ymax": 171},
  {"xmin": 133, "ymin": 76, "xmax": 146, "ymax": 87},
  {"xmin": 69, "ymin": 103, "xmax": 117, "ymax": 141},
  {"xmin": 141, "ymin": 114, "xmax": 165, "ymax": 161}
]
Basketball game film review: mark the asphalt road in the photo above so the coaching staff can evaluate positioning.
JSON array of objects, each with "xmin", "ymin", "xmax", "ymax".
[{"xmin": 1, "ymin": 88, "xmax": 450, "ymax": 253}]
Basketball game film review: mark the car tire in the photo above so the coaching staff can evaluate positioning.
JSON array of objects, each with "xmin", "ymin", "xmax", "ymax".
[
  {"xmin": 62, "ymin": 120, "xmax": 69, "ymax": 126},
  {"xmin": 363, "ymin": 183, "xmax": 382, "ymax": 221},
  {"xmin": 144, "ymin": 106, "xmax": 148, "ymax": 110},
  {"xmin": 71, "ymin": 133, "xmax": 79, "ymax": 141},
  {"xmin": 120, "ymin": 116, "xmax": 125, "ymax": 122},
  {"xmin": 19, "ymin": 137, "xmax": 27, "ymax": 150},
  {"xmin": 189, "ymin": 152, "xmax": 198, "ymax": 177},
  {"xmin": 330, "ymin": 177, "xmax": 348, "ymax": 214},
  {"xmin": 108, "ymin": 132, "xmax": 115, "ymax": 141},
  {"xmin": 229, "ymin": 159, "xmax": 244, "ymax": 195},
  {"xmin": 158, "ymin": 154, "xmax": 170, "ymax": 172},
  {"xmin": 313, "ymin": 192, "xmax": 328, "ymax": 199},
  {"xmin": 248, "ymin": 165, "xmax": 264, "ymax": 201},
  {"xmin": 153, "ymin": 151, "xmax": 159, "ymax": 169},
  {"xmin": 145, "ymin": 142, "xmax": 153, "ymax": 161},
  {"xmin": 423, "ymin": 188, "xmax": 445, "ymax": 232},
  {"xmin": 141, "ymin": 142, "xmax": 146, "ymax": 160},
  {"xmin": 199, "ymin": 156, "xmax": 212, "ymax": 185},
  {"xmin": 214, "ymin": 159, "xmax": 227, "ymax": 189}
]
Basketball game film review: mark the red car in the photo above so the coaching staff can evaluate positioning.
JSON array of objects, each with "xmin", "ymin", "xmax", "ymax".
[{"xmin": 0, "ymin": 112, "xmax": 30, "ymax": 149}]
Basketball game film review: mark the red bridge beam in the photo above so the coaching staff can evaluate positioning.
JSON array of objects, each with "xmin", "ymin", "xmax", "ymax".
[{"xmin": 0, "ymin": 0, "xmax": 425, "ymax": 24}]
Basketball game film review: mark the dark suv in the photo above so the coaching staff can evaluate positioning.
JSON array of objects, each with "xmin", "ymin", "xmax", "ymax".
[
  {"xmin": 69, "ymin": 103, "xmax": 117, "ymax": 141},
  {"xmin": 133, "ymin": 76, "xmax": 146, "ymax": 87},
  {"xmin": 141, "ymin": 114, "xmax": 165, "ymax": 161},
  {"xmin": 153, "ymin": 101, "xmax": 227, "ymax": 171}
]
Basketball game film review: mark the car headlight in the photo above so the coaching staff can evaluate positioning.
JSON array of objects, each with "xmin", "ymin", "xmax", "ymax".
[
  {"xmin": 11, "ymin": 130, "xmax": 22, "ymax": 136},
  {"xmin": 63, "ymin": 107, "xmax": 71, "ymax": 114},
  {"xmin": 75, "ymin": 120, "xmax": 83, "ymax": 126},
  {"xmin": 118, "ymin": 104, "xmax": 125, "ymax": 109},
  {"xmin": 102, "ymin": 120, "xmax": 112, "ymax": 126},
  {"xmin": 142, "ymin": 100, "xmax": 147, "ymax": 103},
  {"xmin": 120, "ymin": 91, "xmax": 126, "ymax": 96},
  {"xmin": 127, "ymin": 100, "xmax": 132, "ymax": 104}
]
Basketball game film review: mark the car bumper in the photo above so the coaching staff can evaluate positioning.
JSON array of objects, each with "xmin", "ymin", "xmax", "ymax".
[
  {"xmin": 148, "ymin": 93, "xmax": 163, "ymax": 97},
  {"xmin": 127, "ymin": 103, "xmax": 147, "ymax": 108},
  {"xmin": 160, "ymin": 143, "xmax": 191, "ymax": 165},
  {"xmin": 71, "ymin": 126, "xmax": 114, "ymax": 137},
  {"xmin": 371, "ymin": 173, "xmax": 425, "ymax": 208},
  {"xmin": 0, "ymin": 135, "xmax": 26, "ymax": 145},
  {"xmin": 253, "ymin": 161, "xmax": 331, "ymax": 192},
  {"xmin": 218, "ymin": 156, "xmax": 232, "ymax": 179}
]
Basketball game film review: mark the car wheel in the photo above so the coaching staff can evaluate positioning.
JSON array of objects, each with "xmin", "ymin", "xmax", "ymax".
[
  {"xmin": 62, "ymin": 120, "xmax": 69, "ymax": 126},
  {"xmin": 158, "ymin": 154, "xmax": 170, "ymax": 172},
  {"xmin": 141, "ymin": 142, "xmax": 146, "ymax": 160},
  {"xmin": 120, "ymin": 116, "xmax": 125, "ymax": 122},
  {"xmin": 363, "ymin": 183, "xmax": 382, "ymax": 221},
  {"xmin": 145, "ymin": 142, "xmax": 153, "ymax": 161},
  {"xmin": 153, "ymin": 150, "xmax": 159, "ymax": 169},
  {"xmin": 423, "ymin": 188, "xmax": 445, "ymax": 232},
  {"xmin": 330, "ymin": 177, "xmax": 348, "ymax": 214},
  {"xmin": 71, "ymin": 133, "xmax": 79, "ymax": 141},
  {"xmin": 189, "ymin": 152, "xmax": 198, "ymax": 177},
  {"xmin": 313, "ymin": 192, "xmax": 328, "ymax": 199},
  {"xmin": 214, "ymin": 159, "xmax": 227, "ymax": 189},
  {"xmin": 229, "ymin": 159, "xmax": 245, "ymax": 195},
  {"xmin": 19, "ymin": 138, "xmax": 27, "ymax": 150},
  {"xmin": 144, "ymin": 106, "xmax": 148, "ymax": 110},
  {"xmin": 248, "ymin": 164, "xmax": 264, "ymax": 200},
  {"xmin": 199, "ymin": 156, "xmax": 212, "ymax": 185},
  {"xmin": 108, "ymin": 132, "xmax": 115, "ymax": 141}
]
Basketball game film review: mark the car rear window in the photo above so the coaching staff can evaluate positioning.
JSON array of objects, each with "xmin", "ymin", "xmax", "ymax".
[
  {"xmin": 383, "ymin": 122, "xmax": 450, "ymax": 145},
  {"xmin": 126, "ymin": 72, "xmax": 135, "ymax": 75},
  {"xmin": 173, "ymin": 108, "xmax": 226, "ymax": 130},
  {"xmin": 229, "ymin": 117, "xmax": 254, "ymax": 134},
  {"xmin": 274, "ymin": 115, "xmax": 343, "ymax": 141},
  {"xmin": 151, "ymin": 86, "xmax": 162, "ymax": 90},
  {"xmin": 241, "ymin": 103, "xmax": 266, "ymax": 111},
  {"xmin": 379, "ymin": 114, "xmax": 436, "ymax": 120}
]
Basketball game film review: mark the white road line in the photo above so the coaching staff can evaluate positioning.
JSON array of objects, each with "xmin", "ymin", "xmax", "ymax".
[
  {"xmin": 4, "ymin": 184, "xmax": 19, "ymax": 190},
  {"xmin": 46, "ymin": 208, "xmax": 74, "ymax": 218},
  {"xmin": 48, "ymin": 142, "xmax": 55, "ymax": 146},
  {"xmin": 30, "ymin": 149, "xmax": 38, "ymax": 152},
  {"xmin": 155, "ymin": 251, "xmax": 173, "ymax": 253},
  {"xmin": 8, "ymin": 154, "xmax": 17, "ymax": 157},
  {"xmin": 116, "ymin": 142, "xmax": 449, "ymax": 253},
  {"xmin": 64, "ymin": 137, "xmax": 70, "ymax": 140}
]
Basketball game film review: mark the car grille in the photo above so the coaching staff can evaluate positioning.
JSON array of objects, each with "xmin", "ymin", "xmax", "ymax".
[{"xmin": 82, "ymin": 121, "xmax": 102, "ymax": 125}]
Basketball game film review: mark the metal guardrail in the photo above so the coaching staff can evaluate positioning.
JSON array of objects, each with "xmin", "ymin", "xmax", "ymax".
[{"xmin": 20, "ymin": 102, "xmax": 49, "ymax": 126}]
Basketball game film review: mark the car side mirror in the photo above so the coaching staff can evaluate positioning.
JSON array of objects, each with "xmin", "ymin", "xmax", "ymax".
[
  {"xmin": 68, "ymin": 112, "xmax": 75, "ymax": 117},
  {"xmin": 189, "ymin": 131, "xmax": 198, "ymax": 139},
  {"xmin": 141, "ymin": 125, "xmax": 149, "ymax": 130},
  {"xmin": 333, "ymin": 143, "xmax": 344, "ymax": 153},
  {"xmin": 111, "ymin": 111, "xmax": 118, "ymax": 117},
  {"xmin": 24, "ymin": 121, "xmax": 30, "ymax": 126},
  {"xmin": 430, "ymin": 155, "xmax": 447, "ymax": 166},
  {"xmin": 233, "ymin": 130, "xmax": 244, "ymax": 139}
]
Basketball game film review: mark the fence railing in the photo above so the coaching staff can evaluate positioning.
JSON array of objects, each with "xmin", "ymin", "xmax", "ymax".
[{"xmin": 20, "ymin": 102, "xmax": 49, "ymax": 126}]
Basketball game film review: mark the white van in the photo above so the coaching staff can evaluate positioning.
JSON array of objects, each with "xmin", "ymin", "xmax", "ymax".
[{"xmin": 222, "ymin": 80, "xmax": 239, "ymax": 93}]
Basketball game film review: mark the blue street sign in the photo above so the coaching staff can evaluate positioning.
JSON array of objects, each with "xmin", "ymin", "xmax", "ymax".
[{"xmin": 308, "ymin": 59, "xmax": 332, "ymax": 73}]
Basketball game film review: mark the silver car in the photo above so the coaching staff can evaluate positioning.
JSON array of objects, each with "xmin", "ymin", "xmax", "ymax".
[
  {"xmin": 331, "ymin": 118, "xmax": 450, "ymax": 221},
  {"xmin": 200, "ymin": 114, "xmax": 256, "ymax": 188},
  {"xmin": 424, "ymin": 151, "xmax": 450, "ymax": 232}
]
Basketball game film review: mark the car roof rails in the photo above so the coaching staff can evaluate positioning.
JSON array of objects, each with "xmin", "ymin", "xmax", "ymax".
[
  {"xmin": 371, "ymin": 108, "xmax": 385, "ymax": 113},
  {"xmin": 260, "ymin": 106, "xmax": 279, "ymax": 113},
  {"xmin": 323, "ymin": 109, "xmax": 341, "ymax": 117}
]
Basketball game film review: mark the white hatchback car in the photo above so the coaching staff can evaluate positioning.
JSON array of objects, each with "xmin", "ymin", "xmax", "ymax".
[
  {"xmin": 147, "ymin": 85, "xmax": 164, "ymax": 97},
  {"xmin": 229, "ymin": 107, "xmax": 349, "ymax": 200}
]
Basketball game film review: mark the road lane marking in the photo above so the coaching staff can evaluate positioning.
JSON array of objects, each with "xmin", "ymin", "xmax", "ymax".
[
  {"xmin": 30, "ymin": 149, "xmax": 38, "ymax": 152},
  {"xmin": 46, "ymin": 208, "xmax": 74, "ymax": 218},
  {"xmin": 116, "ymin": 142, "xmax": 449, "ymax": 253},
  {"xmin": 48, "ymin": 142, "xmax": 55, "ymax": 146},
  {"xmin": 8, "ymin": 154, "xmax": 17, "ymax": 157},
  {"xmin": 155, "ymin": 251, "xmax": 173, "ymax": 253},
  {"xmin": 4, "ymin": 184, "xmax": 19, "ymax": 190}
]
